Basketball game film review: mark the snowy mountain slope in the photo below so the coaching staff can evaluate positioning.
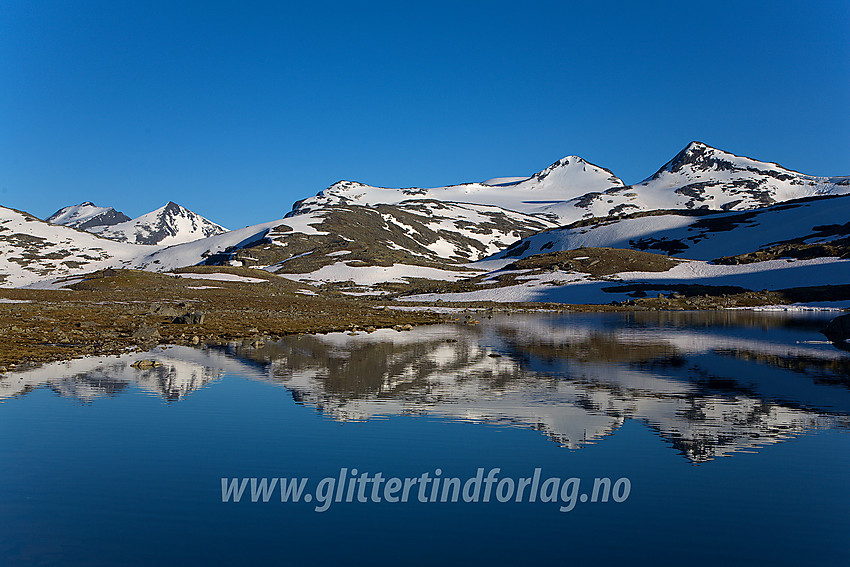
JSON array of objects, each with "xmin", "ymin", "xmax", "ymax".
[
  {"xmin": 559, "ymin": 141, "xmax": 850, "ymax": 222},
  {"xmin": 261, "ymin": 201, "xmax": 557, "ymax": 270},
  {"xmin": 135, "ymin": 217, "xmax": 289, "ymax": 271},
  {"xmin": 0, "ymin": 206, "xmax": 155, "ymax": 287},
  {"xmin": 290, "ymin": 155, "xmax": 625, "ymax": 223},
  {"xmin": 490, "ymin": 194, "xmax": 850, "ymax": 262},
  {"xmin": 140, "ymin": 200, "xmax": 556, "ymax": 286},
  {"xmin": 405, "ymin": 255, "xmax": 850, "ymax": 305},
  {"xmin": 47, "ymin": 202, "xmax": 131, "ymax": 230},
  {"xmin": 87, "ymin": 201, "xmax": 228, "ymax": 245},
  {"xmin": 290, "ymin": 142, "xmax": 848, "ymax": 225}
]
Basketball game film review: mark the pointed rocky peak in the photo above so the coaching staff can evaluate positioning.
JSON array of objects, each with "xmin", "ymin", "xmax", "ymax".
[
  {"xmin": 645, "ymin": 141, "xmax": 806, "ymax": 183},
  {"xmin": 155, "ymin": 201, "xmax": 192, "ymax": 219},
  {"xmin": 663, "ymin": 141, "xmax": 722, "ymax": 172},
  {"xmin": 321, "ymin": 180, "xmax": 370, "ymax": 195},
  {"xmin": 638, "ymin": 141, "xmax": 748, "ymax": 182},
  {"xmin": 534, "ymin": 155, "xmax": 590, "ymax": 178},
  {"xmin": 79, "ymin": 202, "xmax": 228, "ymax": 246}
]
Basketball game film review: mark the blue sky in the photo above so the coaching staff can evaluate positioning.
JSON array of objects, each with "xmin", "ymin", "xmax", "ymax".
[{"xmin": 2, "ymin": 0, "xmax": 848, "ymax": 229}]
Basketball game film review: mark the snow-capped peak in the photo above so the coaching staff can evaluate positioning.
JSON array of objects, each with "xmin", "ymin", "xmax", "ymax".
[
  {"xmin": 645, "ymin": 140, "xmax": 806, "ymax": 182},
  {"xmin": 624, "ymin": 141, "xmax": 848, "ymax": 212},
  {"xmin": 87, "ymin": 201, "xmax": 229, "ymax": 246},
  {"xmin": 47, "ymin": 202, "xmax": 131, "ymax": 230},
  {"xmin": 520, "ymin": 155, "xmax": 625, "ymax": 191}
]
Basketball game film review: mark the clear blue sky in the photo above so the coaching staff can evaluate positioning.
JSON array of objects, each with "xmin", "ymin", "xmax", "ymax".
[{"xmin": 2, "ymin": 0, "xmax": 848, "ymax": 229}]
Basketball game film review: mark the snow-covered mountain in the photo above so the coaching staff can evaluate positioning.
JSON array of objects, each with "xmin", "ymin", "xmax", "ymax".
[
  {"xmin": 3, "ymin": 141, "xmax": 847, "ymax": 291},
  {"xmin": 290, "ymin": 142, "xmax": 849, "ymax": 225},
  {"xmin": 90, "ymin": 201, "xmax": 228, "ymax": 245},
  {"xmin": 1, "ymin": 203, "xmax": 230, "ymax": 287},
  {"xmin": 134, "ymin": 200, "xmax": 557, "ymax": 288},
  {"xmin": 396, "ymin": 193, "xmax": 850, "ymax": 305},
  {"xmin": 47, "ymin": 202, "xmax": 131, "ymax": 230},
  {"xmin": 0, "ymin": 205, "xmax": 153, "ymax": 287},
  {"xmin": 48, "ymin": 201, "xmax": 227, "ymax": 246},
  {"xmin": 290, "ymin": 155, "xmax": 625, "ymax": 223},
  {"xmin": 490, "ymin": 193, "xmax": 850, "ymax": 262},
  {"xmin": 565, "ymin": 141, "xmax": 850, "ymax": 221}
]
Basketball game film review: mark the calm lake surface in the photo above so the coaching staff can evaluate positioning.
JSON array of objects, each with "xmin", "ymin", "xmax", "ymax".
[{"xmin": 1, "ymin": 311, "xmax": 848, "ymax": 566}]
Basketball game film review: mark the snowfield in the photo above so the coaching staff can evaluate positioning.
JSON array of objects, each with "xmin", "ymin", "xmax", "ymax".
[
  {"xmin": 403, "ymin": 257, "xmax": 850, "ymax": 304},
  {"xmin": 173, "ymin": 273, "xmax": 269, "ymax": 283},
  {"xmin": 277, "ymin": 262, "xmax": 480, "ymax": 286}
]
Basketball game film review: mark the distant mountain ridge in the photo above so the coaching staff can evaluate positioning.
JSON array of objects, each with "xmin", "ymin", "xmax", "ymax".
[
  {"xmin": 1, "ymin": 141, "xmax": 847, "ymax": 291},
  {"xmin": 289, "ymin": 154, "xmax": 627, "ymax": 222},
  {"xmin": 47, "ymin": 201, "xmax": 228, "ymax": 246},
  {"xmin": 289, "ymin": 141, "xmax": 849, "ymax": 224}
]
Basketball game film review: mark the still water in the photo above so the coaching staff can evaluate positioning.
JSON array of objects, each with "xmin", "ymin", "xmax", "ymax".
[{"xmin": 1, "ymin": 311, "xmax": 848, "ymax": 566}]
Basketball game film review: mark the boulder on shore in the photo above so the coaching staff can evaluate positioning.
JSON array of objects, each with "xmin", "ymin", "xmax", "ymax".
[
  {"xmin": 149, "ymin": 303, "xmax": 182, "ymax": 317},
  {"xmin": 132, "ymin": 324, "xmax": 161, "ymax": 341},
  {"xmin": 173, "ymin": 312, "xmax": 205, "ymax": 325},
  {"xmin": 821, "ymin": 313, "xmax": 850, "ymax": 346}
]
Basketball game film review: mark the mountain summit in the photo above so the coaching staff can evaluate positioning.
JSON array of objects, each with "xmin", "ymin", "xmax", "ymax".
[
  {"xmin": 47, "ymin": 202, "xmax": 131, "ymax": 230},
  {"xmin": 90, "ymin": 201, "xmax": 228, "ymax": 245},
  {"xmin": 632, "ymin": 140, "xmax": 846, "ymax": 208}
]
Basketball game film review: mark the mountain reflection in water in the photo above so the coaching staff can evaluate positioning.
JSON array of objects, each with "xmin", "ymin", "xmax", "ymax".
[{"xmin": 2, "ymin": 311, "xmax": 848, "ymax": 463}]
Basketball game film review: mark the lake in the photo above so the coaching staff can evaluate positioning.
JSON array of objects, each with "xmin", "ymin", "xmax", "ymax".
[{"xmin": 1, "ymin": 311, "xmax": 848, "ymax": 566}]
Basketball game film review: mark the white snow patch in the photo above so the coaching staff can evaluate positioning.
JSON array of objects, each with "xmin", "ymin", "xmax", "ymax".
[
  {"xmin": 730, "ymin": 303, "xmax": 850, "ymax": 312},
  {"xmin": 174, "ymin": 273, "xmax": 268, "ymax": 283},
  {"xmin": 279, "ymin": 262, "xmax": 480, "ymax": 286},
  {"xmin": 24, "ymin": 277, "xmax": 88, "ymax": 290}
]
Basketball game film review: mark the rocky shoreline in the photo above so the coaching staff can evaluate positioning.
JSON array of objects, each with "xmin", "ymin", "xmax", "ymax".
[{"xmin": 1, "ymin": 267, "xmax": 848, "ymax": 373}]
